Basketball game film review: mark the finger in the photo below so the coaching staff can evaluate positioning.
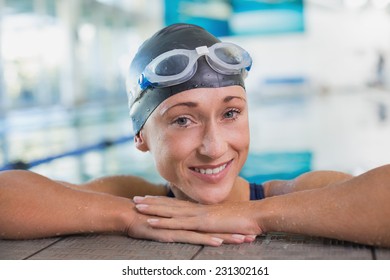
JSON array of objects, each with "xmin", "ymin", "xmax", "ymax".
[
  {"xmin": 146, "ymin": 228, "xmax": 224, "ymax": 247},
  {"xmin": 146, "ymin": 217, "xmax": 261, "ymax": 237},
  {"xmin": 135, "ymin": 203, "xmax": 199, "ymax": 218},
  {"xmin": 244, "ymin": 235, "xmax": 257, "ymax": 243},
  {"xmin": 211, "ymin": 233, "xmax": 247, "ymax": 244},
  {"xmin": 133, "ymin": 196, "xmax": 191, "ymax": 207},
  {"xmin": 129, "ymin": 214, "xmax": 224, "ymax": 247},
  {"xmin": 168, "ymin": 232, "xmax": 253, "ymax": 245},
  {"xmin": 147, "ymin": 217, "xmax": 206, "ymax": 232}
]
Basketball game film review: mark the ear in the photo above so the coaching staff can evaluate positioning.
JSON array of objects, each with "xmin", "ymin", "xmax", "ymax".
[{"xmin": 134, "ymin": 130, "xmax": 149, "ymax": 152}]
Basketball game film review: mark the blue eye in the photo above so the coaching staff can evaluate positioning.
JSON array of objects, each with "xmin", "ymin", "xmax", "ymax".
[
  {"xmin": 174, "ymin": 117, "xmax": 190, "ymax": 127},
  {"xmin": 224, "ymin": 109, "xmax": 240, "ymax": 119}
]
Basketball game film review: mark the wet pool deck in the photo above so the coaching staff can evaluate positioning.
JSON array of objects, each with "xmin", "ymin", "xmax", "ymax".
[{"xmin": 1, "ymin": 232, "xmax": 389, "ymax": 260}]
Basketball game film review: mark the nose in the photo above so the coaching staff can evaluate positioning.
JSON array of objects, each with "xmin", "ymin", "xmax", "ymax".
[{"xmin": 197, "ymin": 121, "xmax": 228, "ymax": 159}]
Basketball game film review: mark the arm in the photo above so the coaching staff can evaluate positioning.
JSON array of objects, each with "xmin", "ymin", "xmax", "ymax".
[
  {"xmin": 135, "ymin": 165, "xmax": 390, "ymax": 247},
  {"xmin": 0, "ymin": 170, "xmax": 243, "ymax": 246},
  {"xmin": 0, "ymin": 170, "xmax": 133, "ymax": 239},
  {"xmin": 261, "ymin": 165, "xmax": 390, "ymax": 246}
]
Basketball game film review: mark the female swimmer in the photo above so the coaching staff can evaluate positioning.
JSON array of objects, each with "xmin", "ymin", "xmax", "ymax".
[{"xmin": 1, "ymin": 24, "xmax": 389, "ymax": 247}]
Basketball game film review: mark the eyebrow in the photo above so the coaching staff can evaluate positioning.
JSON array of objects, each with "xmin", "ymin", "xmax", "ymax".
[
  {"xmin": 223, "ymin": 96, "xmax": 247, "ymax": 103},
  {"xmin": 161, "ymin": 95, "xmax": 246, "ymax": 115}
]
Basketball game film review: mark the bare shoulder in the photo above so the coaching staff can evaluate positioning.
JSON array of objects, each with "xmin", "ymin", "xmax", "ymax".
[
  {"xmin": 75, "ymin": 174, "xmax": 167, "ymax": 198},
  {"xmin": 262, "ymin": 170, "xmax": 354, "ymax": 197}
]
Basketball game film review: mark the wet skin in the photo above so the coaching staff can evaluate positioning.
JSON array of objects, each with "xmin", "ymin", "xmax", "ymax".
[{"xmin": 135, "ymin": 85, "xmax": 250, "ymax": 204}]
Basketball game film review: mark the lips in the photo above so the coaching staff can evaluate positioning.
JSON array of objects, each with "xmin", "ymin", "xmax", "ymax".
[
  {"xmin": 189, "ymin": 160, "xmax": 232, "ymax": 183},
  {"xmin": 193, "ymin": 163, "xmax": 227, "ymax": 175}
]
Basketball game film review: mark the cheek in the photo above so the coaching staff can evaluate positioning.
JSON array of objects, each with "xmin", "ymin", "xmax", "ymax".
[
  {"xmin": 230, "ymin": 116, "xmax": 250, "ymax": 149},
  {"xmin": 151, "ymin": 132, "xmax": 196, "ymax": 178},
  {"xmin": 228, "ymin": 118, "xmax": 250, "ymax": 168}
]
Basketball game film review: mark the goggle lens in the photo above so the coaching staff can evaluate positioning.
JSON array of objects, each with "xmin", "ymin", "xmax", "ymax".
[
  {"xmin": 214, "ymin": 46, "xmax": 243, "ymax": 65},
  {"xmin": 155, "ymin": 54, "xmax": 190, "ymax": 76}
]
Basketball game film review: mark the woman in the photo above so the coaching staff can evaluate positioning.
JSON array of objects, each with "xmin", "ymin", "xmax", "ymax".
[{"xmin": 1, "ymin": 24, "xmax": 389, "ymax": 247}]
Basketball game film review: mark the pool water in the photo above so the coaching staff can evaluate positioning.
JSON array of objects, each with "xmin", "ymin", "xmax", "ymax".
[{"xmin": 240, "ymin": 151, "xmax": 312, "ymax": 183}]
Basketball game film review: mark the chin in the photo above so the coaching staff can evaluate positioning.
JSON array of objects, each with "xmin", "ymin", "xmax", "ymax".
[{"xmin": 194, "ymin": 192, "xmax": 228, "ymax": 205}]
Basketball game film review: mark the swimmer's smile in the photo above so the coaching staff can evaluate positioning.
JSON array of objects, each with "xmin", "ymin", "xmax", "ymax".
[{"xmin": 189, "ymin": 159, "xmax": 233, "ymax": 183}]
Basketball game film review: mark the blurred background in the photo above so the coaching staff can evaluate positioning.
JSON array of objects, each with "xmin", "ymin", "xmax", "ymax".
[{"xmin": 0, "ymin": 0, "xmax": 389, "ymax": 184}]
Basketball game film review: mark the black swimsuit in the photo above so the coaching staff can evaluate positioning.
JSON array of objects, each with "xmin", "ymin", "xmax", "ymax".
[
  {"xmin": 166, "ymin": 182, "xmax": 265, "ymax": 200},
  {"xmin": 249, "ymin": 183, "xmax": 265, "ymax": 200}
]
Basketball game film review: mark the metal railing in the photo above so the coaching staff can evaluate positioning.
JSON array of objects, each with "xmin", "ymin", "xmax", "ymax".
[{"xmin": 0, "ymin": 135, "xmax": 134, "ymax": 171}]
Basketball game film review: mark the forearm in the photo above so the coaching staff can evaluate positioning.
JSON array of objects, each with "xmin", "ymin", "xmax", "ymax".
[
  {"xmin": 0, "ymin": 170, "xmax": 133, "ymax": 239},
  {"xmin": 260, "ymin": 165, "xmax": 390, "ymax": 246}
]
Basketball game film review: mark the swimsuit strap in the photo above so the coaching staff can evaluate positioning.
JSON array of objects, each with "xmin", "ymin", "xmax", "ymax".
[
  {"xmin": 166, "ymin": 188, "xmax": 175, "ymax": 198},
  {"xmin": 249, "ymin": 183, "xmax": 265, "ymax": 200}
]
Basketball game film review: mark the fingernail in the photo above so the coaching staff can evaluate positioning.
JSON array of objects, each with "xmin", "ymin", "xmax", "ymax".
[
  {"xmin": 232, "ymin": 234, "xmax": 246, "ymax": 241},
  {"xmin": 147, "ymin": 218, "xmax": 159, "ymax": 224},
  {"xmin": 211, "ymin": 237, "xmax": 224, "ymax": 245},
  {"xmin": 133, "ymin": 196, "xmax": 145, "ymax": 203},
  {"xmin": 135, "ymin": 204, "xmax": 148, "ymax": 210},
  {"xmin": 246, "ymin": 235, "xmax": 257, "ymax": 242}
]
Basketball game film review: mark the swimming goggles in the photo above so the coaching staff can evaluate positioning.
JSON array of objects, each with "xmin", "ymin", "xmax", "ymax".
[{"xmin": 130, "ymin": 42, "xmax": 252, "ymax": 100}]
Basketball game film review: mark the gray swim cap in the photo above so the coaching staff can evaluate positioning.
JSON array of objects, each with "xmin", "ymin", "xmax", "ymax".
[{"xmin": 127, "ymin": 23, "xmax": 250, "ymax": 134}]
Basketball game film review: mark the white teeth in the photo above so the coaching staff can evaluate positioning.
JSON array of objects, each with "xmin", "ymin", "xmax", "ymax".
[{"xmin": 194, "ymin": 164, "xmax": 227, "ymax": 175}]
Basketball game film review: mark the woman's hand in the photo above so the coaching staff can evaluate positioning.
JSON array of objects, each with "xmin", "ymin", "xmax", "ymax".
[
  {"xmin": 133, "ymin": 196, "xmax": 263, "ymax": 236},
  {"xmin": 123, "ymin": 201, "xmax": 257, "ymax": 246}
]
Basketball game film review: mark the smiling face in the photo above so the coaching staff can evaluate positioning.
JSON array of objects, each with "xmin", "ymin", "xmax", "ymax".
[{"xmin": 135, "ymin": 85, "xmax": 250, "ymax": 204}]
